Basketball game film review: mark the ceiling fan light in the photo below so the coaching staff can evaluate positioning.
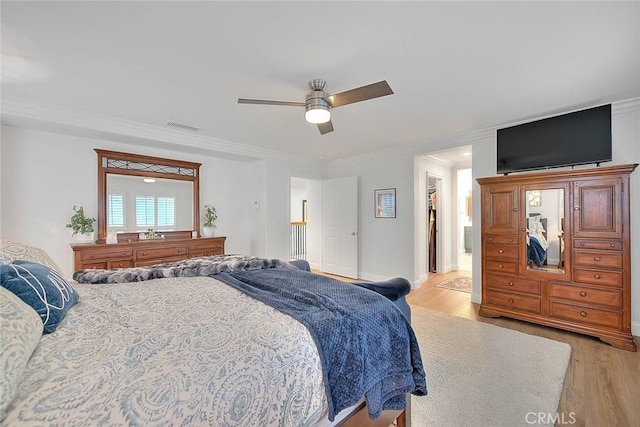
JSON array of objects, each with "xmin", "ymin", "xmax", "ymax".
[{"xmin": 305, "ymin": 106, "xmax": 331, "ymax": 124}]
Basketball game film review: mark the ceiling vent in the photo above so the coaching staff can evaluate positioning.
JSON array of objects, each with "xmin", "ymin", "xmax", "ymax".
[{"xmin": 165, "ymin": 121, "xmax": 202, "ymax": 132}]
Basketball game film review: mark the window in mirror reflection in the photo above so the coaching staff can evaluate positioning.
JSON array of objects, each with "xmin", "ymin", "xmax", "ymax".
[
  {"xmin": 107, "ymin": 174, "xmax": 193, "ymax": 233},
  {"xmin": 525, "ymin": 188, "xmax": 565, "ymax": 274}
]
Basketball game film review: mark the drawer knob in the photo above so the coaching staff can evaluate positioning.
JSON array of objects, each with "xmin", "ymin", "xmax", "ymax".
[
  {"xmin": 508, "ymin": 281, "xmax": 514, "ymax": 286},
  {"xmin": 512, "ymin": 208, "xmax": 518, "ymax": 212},
  {"xmin": 498, "ymin": 249, "xmax": 504, "ymax": 254},
  {"xmin": 143, "ymin": 252, "xmax": 148, "ymax": 256},
  {"xmin": 89, "ymin": 255, "xmax": 94, "ymax": 259},
  {"xmin": 580, "ymin": 242, "xmax": 585, "ymax": 246},
  {"xmin": 579, "ymin": 291, "xmax": 587, "ymax": 297},
  {"xmin": 499, "ymin": 264, "xmax": 504, "ymax": 269},
  {"xmin": 510, "ymin": 239, "xmax": 514, "ymax": 243},
  {"xmin": 610, "ymin": 243, "xmax": 616, "ymax": 248},
  {"xmin": 508, "ymin": 298, "xmax": 515, "ymax": 303},
  {"xmin": 177, "ymin": 249, "xmax": 182, "ymax": 253},
  {"xmin": 594, "ymin": 256, "xmax": 601, "ymax": 262},
  {"xmin": 574, "ymin": 206, "xmax": 580, "ymax": 211},
  {"xmin": 118, "ymin": 262, "xmax": 124, "ymax": 267},
  {"xmin": 580, "ymin": 311, "xmax": 588, "ymax": 317},
  {"xmin": 594, "ymin": 274, "xmax": 601, "ymax": 279},
  {"xmin": 489, "ymin": 237, "xmax": 493, "ymax": 242}
]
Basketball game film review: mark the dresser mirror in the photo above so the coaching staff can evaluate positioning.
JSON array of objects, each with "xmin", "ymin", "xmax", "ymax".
[
  {"xmin": 96, "ymin": 149, "xmax": 201, "ymax": 242},
  {"xmin": 524, "ymin": 187, "xmax": 566, "ymax": 274}
]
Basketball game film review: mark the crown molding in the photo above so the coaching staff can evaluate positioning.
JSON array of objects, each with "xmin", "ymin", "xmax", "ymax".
[
  {"xmin": 0, "ymin": 98, "xmax": 322, "ymax": 163},
  {"xmin": 612, "ymin": 97, "xmax": 640, "ymax": 114}
]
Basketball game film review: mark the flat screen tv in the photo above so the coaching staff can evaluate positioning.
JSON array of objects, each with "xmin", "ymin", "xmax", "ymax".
[{"xmin": 496, "ymin": 104, "xmax": 612, "ymax": 175}]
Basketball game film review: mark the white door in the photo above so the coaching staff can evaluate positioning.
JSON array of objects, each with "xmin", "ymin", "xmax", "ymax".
[{"xmin": 323, "ymin": 176, "xmax": 358, "ymax": 278}]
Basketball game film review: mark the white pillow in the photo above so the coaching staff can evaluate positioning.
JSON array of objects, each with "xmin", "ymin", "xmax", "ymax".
[
  {"xmin": 0, "ymin": 240, "xmax": 63, "ymax": 276},
  {"xmin": 0, "ymin": 286, "xmax": 43, "ymax": 420}
]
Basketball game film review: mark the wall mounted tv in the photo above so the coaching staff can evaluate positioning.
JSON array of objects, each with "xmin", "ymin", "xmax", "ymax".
[{"xmin": 496, "ymin": 104, "xmax": 611, "ymax": 175}]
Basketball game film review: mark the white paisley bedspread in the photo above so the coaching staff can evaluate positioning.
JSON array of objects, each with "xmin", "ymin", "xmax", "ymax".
[{"xmin": 3, "ymin": 276, "xmax": 328, "ymax": 426}]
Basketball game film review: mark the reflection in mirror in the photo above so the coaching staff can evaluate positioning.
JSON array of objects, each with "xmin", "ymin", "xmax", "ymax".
[
  {"xmin": 107, "ymin": 175, "xmax": 194, "ymax": 233},
  {"xmin": 526, "ymin": 188, "xmax": 565, "ymax": 274}
]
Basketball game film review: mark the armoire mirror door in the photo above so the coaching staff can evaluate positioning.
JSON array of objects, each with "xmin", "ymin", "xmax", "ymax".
[{"xmin": 520, "ymin": 182, "xmax": 571, "ymax": 281}]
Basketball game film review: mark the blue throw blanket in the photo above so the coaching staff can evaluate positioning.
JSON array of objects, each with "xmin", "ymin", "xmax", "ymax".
[
  {"xmin": 216, "ymin": 268, "xmax": 428, "ymax": 421},
  {"xmin": 528, "ymin": 236, "xmax": 547, "ymax": 267}
]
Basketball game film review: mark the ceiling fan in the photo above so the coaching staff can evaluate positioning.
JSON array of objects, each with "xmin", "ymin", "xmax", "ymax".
[{"xmin": 237, "ymin": 79, "xmax": 394, "ymax": 135}]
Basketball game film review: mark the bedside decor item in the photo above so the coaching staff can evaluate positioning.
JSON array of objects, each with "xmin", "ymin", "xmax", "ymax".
[
  {"xmin": 65, "ymin": 205, "xmax": 95, "ymax": 243},
  {"xmin": 202, "ymin": 205, "xmax": 217, "ymax": 237},
  {"xmin": 374, "ymin": 188, "xmax": 396, "ymax": 218}
]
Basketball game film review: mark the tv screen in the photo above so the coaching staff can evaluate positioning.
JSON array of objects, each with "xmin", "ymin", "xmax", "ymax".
[{"xmin": 497, "ymin": 104, "xmax": 612, "ymax": 174}]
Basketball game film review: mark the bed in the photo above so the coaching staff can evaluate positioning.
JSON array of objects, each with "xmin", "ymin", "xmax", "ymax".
[
  {"xmin": 526, "ymin": 214, "xmax": 549, "ymax": 267},
  {"xmin": 0, "ymin": 240, "xmax": 427, "ymax": 426}
]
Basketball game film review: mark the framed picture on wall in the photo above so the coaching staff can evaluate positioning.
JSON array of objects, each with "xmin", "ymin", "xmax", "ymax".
[{"xmin": 375, "ymin": 188, "xmax": 396, "ymax": 218}]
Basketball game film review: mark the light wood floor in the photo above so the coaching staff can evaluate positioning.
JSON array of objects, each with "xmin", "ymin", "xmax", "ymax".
[{"xmin": 406, "ymin": 270, "xmax": 640, "ymax": 427}]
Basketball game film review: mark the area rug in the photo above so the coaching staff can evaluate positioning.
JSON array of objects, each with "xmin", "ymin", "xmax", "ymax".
[
  {"xmin": 409, "ymin": 306, "xmax": 571, "ymax": 427},
  {"xmin": 434, "ymin": 274, "xmax": 472, "ymax": 293}
]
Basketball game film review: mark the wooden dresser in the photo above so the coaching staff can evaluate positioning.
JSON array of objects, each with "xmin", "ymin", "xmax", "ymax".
[
  {"xmin": 478, "ymin": 164, "xmax": 637, "ymax": 351},
  {"xmin": 71, "ymin": 237, "xmax": 226, "ymax": 270}
]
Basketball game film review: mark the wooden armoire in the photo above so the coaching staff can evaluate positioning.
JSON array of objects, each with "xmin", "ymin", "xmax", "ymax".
[{"xmin": 478, "ymin": 164, "xmax": 637, "ymax": 351}]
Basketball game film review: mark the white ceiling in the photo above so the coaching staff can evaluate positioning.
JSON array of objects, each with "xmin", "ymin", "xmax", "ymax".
[{"xmin": 2, "ymin": 1, "xmax": 638, "ymax": 161}]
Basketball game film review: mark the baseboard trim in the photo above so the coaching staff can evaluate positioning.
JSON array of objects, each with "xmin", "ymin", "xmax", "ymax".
[{"xmin": 632, "ymin": 320, "xmax": 639, "ymax": 336}]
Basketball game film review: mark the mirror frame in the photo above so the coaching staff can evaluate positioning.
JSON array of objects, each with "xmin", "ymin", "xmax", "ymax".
[{"xmin": 95, "ymin": 149, "xmax": 201, "ymax": 243}]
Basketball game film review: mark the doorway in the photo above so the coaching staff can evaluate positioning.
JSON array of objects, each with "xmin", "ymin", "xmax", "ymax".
[{"xmin": 427, "ymin": 175, "xmax": 441, "ymax": 273}]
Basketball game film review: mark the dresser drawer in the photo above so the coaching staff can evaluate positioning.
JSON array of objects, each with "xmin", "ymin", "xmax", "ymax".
[
  {"xmin": 573, "ymin": 268, "xmax": 622, "ymax": 288},
  {"xmin": 80, "ymin": 261, "xmax": 107, "ymax": 269},
  {"xmin": 549, "ymin": 282, "xmax": 622, "ymax": 309},
  {"xmin": 573, "ymin": 251, "xmax": 622, "ymax": 269},
  {"xmin": 574, "ymin": 239, "xmax": 622, "ymax": 251},
  {"xmin": 80, "ymin": 248, "xmax": 133, "ymax": 261},
  {"xmin": 550, "ymin": 301, "xmax": 622, "ymax": 330},
  {"xmin": 486, "ymin": 235, "xmax": 519, "ymax": 245},
  {"xmin": 485, "ymin": 260, "xmax": 518, "ymax": 274},
  {"xmin": 486, "ymin": 273, "xmax": 540, "ymax": 295},
  {"xmin": 485, "ymin": 243, "xmax": 519, "ymax": 260},
  {"xmin": 107, "ymin": 259, "xmax": 133, "ymax": 269},
  {"xmin": 135, "ymin": 245, "xmax": 187, "ymax": 261},
  {"xmin": 486, "ymin": 290, "xmax": 541, "ymax": 314}
]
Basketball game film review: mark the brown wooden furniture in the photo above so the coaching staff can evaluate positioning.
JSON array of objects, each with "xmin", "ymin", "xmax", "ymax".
[
  {"xmin": 478, "ymin": 164, "xmax": 637, "ymax": 351},
  {"xmin": 71, "ymin": 237, "xmax": 226, "ymax": 270}
]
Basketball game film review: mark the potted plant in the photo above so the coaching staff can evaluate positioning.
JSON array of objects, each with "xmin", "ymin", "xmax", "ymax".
[
  {"xmin": 202, "ymin": 204, "xmax": 217, "ymax": 237},
  {"xmin": 66, "ymin": 205, "xmax": 96, "ymax": 243}
]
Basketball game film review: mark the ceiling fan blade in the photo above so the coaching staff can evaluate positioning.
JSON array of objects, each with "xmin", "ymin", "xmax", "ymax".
[
  {"xmin": 238, "ymin": 98, "xmax": 305, "ymax": 107},
  {"xmin": 317, "ymin": 120, "xmax": 334, "ymax": 135},
  {"xmin": 326, "ymin": 80, "xmax": 394, "ymax": 108}
]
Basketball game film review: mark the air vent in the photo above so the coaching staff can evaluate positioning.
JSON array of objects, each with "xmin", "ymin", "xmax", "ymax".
[{"xmin": 165, "ymin": 121, "xmax": 202, "ymax": 132}]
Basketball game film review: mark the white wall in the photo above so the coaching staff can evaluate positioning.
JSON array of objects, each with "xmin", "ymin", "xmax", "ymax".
[
  {"xmin": 0, "ymin": 125, "xmax": 254, "ymax": 278},
  {"xmin": 328, "ymin": 153, "xmax": 415, "ymax": 282}
]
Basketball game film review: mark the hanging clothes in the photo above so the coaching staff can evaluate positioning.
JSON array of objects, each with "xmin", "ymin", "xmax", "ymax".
[{"xmin": 429, "ymin": 190, "xmax": 437, "ymax": 273}]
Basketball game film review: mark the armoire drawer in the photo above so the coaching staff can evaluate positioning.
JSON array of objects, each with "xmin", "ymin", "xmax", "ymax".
[
  {"xmin": 574, "ymin": 239, "xmax": 622, "ymax": 251},
  {"xmin": 573, "ymin": 268, "xmax": 622, "ymax": 288},
  {"xmin": 550, "ymin": 301, "xmax": 622, "ymax": 330},
  {"xmin": 485, "ymin": 235, "xmax": 519, "ymax": 245},
  {"xmin": 485, "ymin": 260, "xmax": 518, "ymax": 274},
  {"xmin": 485, "ymin": 243, "xmax": 519, "ymax": 260},
  {"xmin": 485, "ymin": 273, "xmax": 540, "ymax": 295},
  {"xmin": 573, "ymin": 251, "xmax": 622, "ymax": 269},
  {"xmin": 486, "ymin": 290, "xmax": 541, "ymax": 314},
  {"xmin": 549, "ymin": 282, "xmax": 622, "ymax": 309}
]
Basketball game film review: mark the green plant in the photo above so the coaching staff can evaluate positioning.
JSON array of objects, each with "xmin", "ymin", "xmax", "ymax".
[
  {"xmin": 203, "ymin": 205, "xmax": 217, "ymax": 228},
  {"xmin": 66, "ymin": 205, "xmax": 96, "ymax": 235}
]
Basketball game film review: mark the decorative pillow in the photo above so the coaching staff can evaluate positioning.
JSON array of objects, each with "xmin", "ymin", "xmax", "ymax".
[
  {"xmin": 0, "ymin": 286, "xmax": 43, "ymax": 420},
  {"xmin": 0, "ymin": 240, "xmax": 63, "ymax": 276},
  {"xmin": 0, "ymin": 261, "xmax": 79, "ymax": 333}
]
